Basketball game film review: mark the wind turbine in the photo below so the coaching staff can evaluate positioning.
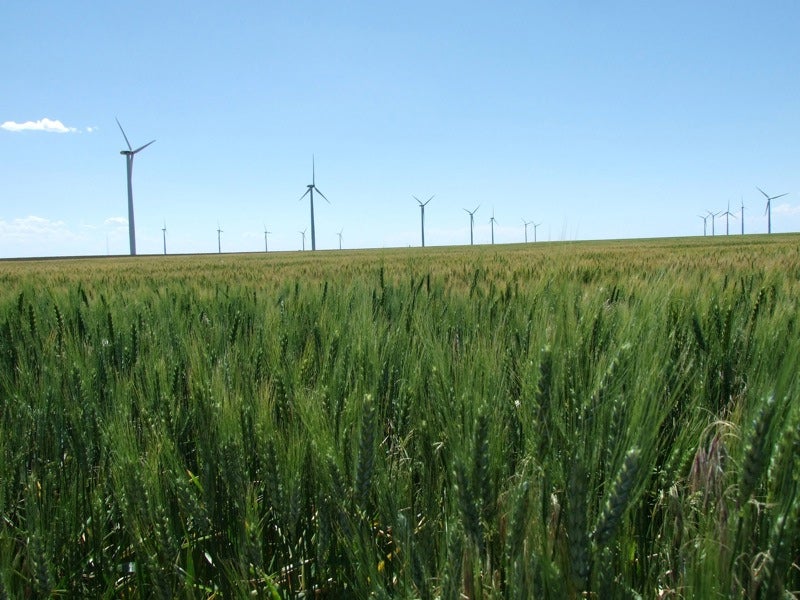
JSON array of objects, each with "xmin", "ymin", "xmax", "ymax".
[
  {"xmin": 337, "ymin": 229, "xmax": 343, "ymax": 250},
  {"xmin": 300, "ymin": 228, "xmax": 307, "ymax": 251},
  {"xmin": 757, "ymin": 186, "xmax": 789, "ymax": 234},
  {"xmin": 698, "ymin": 214, "xmax": 708, "ymax": 236},
  {"xmin": 116, "ymin": 118, "xmax": 155, "ymax": 256},
  {"xmin": 263, "ymin": 225, "xmax": 271, "ymax": 252},
  {"xmin": 464, "ymin": 206, "xmax": 479, "ymax": 245},
  {"xmin": 489, "ymin": 210, "xmax": 498, "ymax": 245},
  {"xmin": 533, "ymin": 222, "xmax": 541, "ymax": 243},
  {"xmin": 298, "ymin": 156, "xmax": 329, "ymax": 251},
  {"xmin": 217, "ymin": 224, "xmax": 223, "ymax": 253},
  {"xmin": 721, "ymin": 200, "xmax": 737, "ymax": 235},
  {"xmin": 522, "ymin": 219, "xmax": 533, "ymax": 243},
  {"xmin": 740, "ymin": 198, "xmax": 745, "ymax": 235},
  {"xmin": 162, "ymin": 221, "xmax": 167, "ymax": 255},
  {"xmin": 414, "ymin": 195, "xmax": 434, "ymax": 247},
  {"xmin": 707, "ymin": 211, "xmax": 721, "ymax": 236}
]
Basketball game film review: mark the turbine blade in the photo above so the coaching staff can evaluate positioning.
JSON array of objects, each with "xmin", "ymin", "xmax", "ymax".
[
  {"xmin": 424, "ymin": 195, "xmax": 434, "ymax": 205},
  {"xmin": 132, "ymin": 140, "xmax": 156, "ymax": 154},
  {"xmin": 299, "ymin": 189, "xmax": 310, "ymax": 201},
  {"xmin": 771, "ymin": 192, "xmax": 789, "ymax": 201},
  {"xmin": 116, "ymin": 117, "xmax": 133, "ymax": 151},
  {"xmin": 756, "ymin": 186, "xmax": 769, "ymax": 199},
  {"xmin": 413, "ymin": 195, "xmax": 422, "ymax": 204},
  {"xmin": 312, "ymin": 155, "xmax": 315, "ymax": 186},
  {"xmin": 316, "ymin": 188, "xmax": 330, "ymax": 204}
]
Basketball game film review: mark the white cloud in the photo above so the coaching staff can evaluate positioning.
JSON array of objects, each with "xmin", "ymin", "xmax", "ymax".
[
  {"xmin": 103, "ymin": 217, "xmax": 128, "ymax": 227},
  {"xmin": 0, "ymin": 215, "xmax": 75, "ymax": 239},
  {"xmin": 1, "ymin": 118, "xmax": 79, "ymax": 133},
  {"xmin": 773, "ymin": 202, "xmax": 800, "ymax": 216}
]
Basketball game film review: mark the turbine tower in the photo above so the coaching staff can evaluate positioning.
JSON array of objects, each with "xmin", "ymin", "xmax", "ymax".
[
  {"xmin": 300, "ymin": 228, "xmax": 307, "ymax": 251},
  {"xmin": 413, "ymin": 195, "xmax": 434, "ymax": 247},
  {"xmin": 162, "ymin": 221, "xmax": 167, "ymax": 255},
  {"xmin": 337, "ymin": 229, "xmax": 343, "ymax": 250},
  {"xmin": 116, "ymin": 118, "xmax": 155, "ymax": 256},
  {"xmin": 217, "ymin": 224, "xmax": 223, "ymax": 254},
  {"xmin": 533, "ymin": 222, "xmax": 541, "ymax": 243},
  {"xmin": 489, "ymin": 210, "xmax": 498, "ymax": 245},
  {"xmin": 263, "ymin": 225, "xmax": 271, "ymax": 252},
  {"xmin": 464, "ymin": 205, "xmax": 479, "ymax": 245},
  {"xmin": 298, "ymin": 156, "xmax": 329, "ymax": 251},
  {"xmin": 757, "ymin": 186, "xmax": 788, "ymax": 234},
  {"xmin": 522, "ymin": 219, "xmax": 533, "ymax": 243}
]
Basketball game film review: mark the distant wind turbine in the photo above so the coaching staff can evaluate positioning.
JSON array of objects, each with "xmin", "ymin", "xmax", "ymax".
[
  {"xmin": 414, "ymin": 195, "xmax": 434, "ymax": 247},
  {"xmin": 162, "ymin": 221, "xmax": 167, "ymax": 255},
  {"xmin": 721, "ymin": 200, "xmax": 737, "ymax": 235},
  {"xmin": 263, "ymin": 225, "xmax": 271, "ymax": 252},
  {"xmin": 464, "ymin": 206, "xmax": 480, "ymax": 245},
  {"xmin": 740, "ymin": 198, "xmax": 745, "ymax": 235},
  {"xmin": 217, "ymin": 224, "xmax": 223, "ymax": 254},
  {"xmin": 533, "ymin": 222, "xmax": 541, "ymax": 243},
  {"xmin": 707, "ymin": 211, "xmax": 721, "ymax": 236},
  {"xmin": 489, "ymin": 210, "xmax": 498, "ymax": 245},
  {"xmin": 300, "ymin": 228, "xmax": 307, "ymax": 251},
  {"xmin": 757, "ymin": 186, "xmax": 789, "ymax": 234},
  {"xmin": 522, "ymin": 219, "xmax": 533, "ymax": 243},
  {"xmin": 337, "ymin": 229, "xmax": 343, "ymax": 250},
  {"xmin": 298, "ymin": 156, "xmax": 329, "ymax": 251},
  {"xmin": 698, "ymin": 214, "xmax": 708, "ymax": 236},
  {"xmin": 116, "ymin": 118, "xmax": 155, "ymax": 256}
]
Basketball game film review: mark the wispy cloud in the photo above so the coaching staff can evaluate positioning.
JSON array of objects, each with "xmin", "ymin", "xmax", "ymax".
[
  {"xmin": 1, "ymin": 118, "xmax": 81, "ymax": 133},
  {"xmin": 103, "ymin": 217, "xmax": 128, "ymax": 227},
  {"xmin": 0, "ymin": 216, "xmax": 75, "ymax": 239},
  {"xmin": 774, "ymin": 203, "xmax": 800, "ymax": 216}
]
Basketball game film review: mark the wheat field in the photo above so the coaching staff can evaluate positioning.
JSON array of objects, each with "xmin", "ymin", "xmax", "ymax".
[{"xmin": 0, "ymin": 235, "xmax": 798, "ymax": 598}]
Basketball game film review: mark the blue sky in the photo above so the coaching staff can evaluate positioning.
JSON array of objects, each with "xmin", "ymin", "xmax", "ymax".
[{"xmin": 2, "ymin": 1, "xmax": 798, "ymax": 257}]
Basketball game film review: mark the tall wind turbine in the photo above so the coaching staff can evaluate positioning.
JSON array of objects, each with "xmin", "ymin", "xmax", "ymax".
[
  {"xmin": 533, "ymin": 222, "xmax": 541, "ymax": 243},
  {"xmin": 337, "ymin": 229, "xmax": 343, "ymax": 250},
  {"xmin": 757, "ymin": 186, "xmax": 788, "ymax": 234},
  {"xmin": 298, "ymin": 156, "xmax": 329, "ymax": 251},
  {"xmin": 522, "ymin": 219, "xmax": 533, "ymax": 243},
  {"xmin": 721, "ymin": 200, "xmax": 737, "ymax": 235},
  {"xmin": 300, "ymin": 228, "xmax": 307, "ymax": 251},
  {"xmin": 698, "ymin": 214, "xmax": 708, "ymax": 236},
  {"xmin": 162, "ymin": 221, "xmax": 167, "ymax": 255},
  {"xmin": 414, "ymin": 195, "xmax": 434, "ymax": 247},
  {"xmin": 116, "ymin": 118, "xmax": 155, "ymax": 256},
  {"xmin": 217, "ymin": 224, "xmax": 223, "ymax": 254},
  {"xmin": 263, "ymin": 225, "xmax": 271, "ymax": 252},
  {"xmin": 489, "ymin": 210, "xmax": 498, "ymax": 245},
  {"xmin": 464, "ymin": 206, "xmax": 480, "ymax": 245}
]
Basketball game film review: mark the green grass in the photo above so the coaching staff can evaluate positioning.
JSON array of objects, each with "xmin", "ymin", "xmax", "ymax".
[{"xmin": 0, "ymin": 236, "xmax": 798, "ymax": 597}]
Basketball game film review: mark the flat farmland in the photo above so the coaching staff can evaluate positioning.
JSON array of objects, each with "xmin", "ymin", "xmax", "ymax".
[{"xmin": 1, "ymin": 235, "xmax": 798, "ymax": 598}]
